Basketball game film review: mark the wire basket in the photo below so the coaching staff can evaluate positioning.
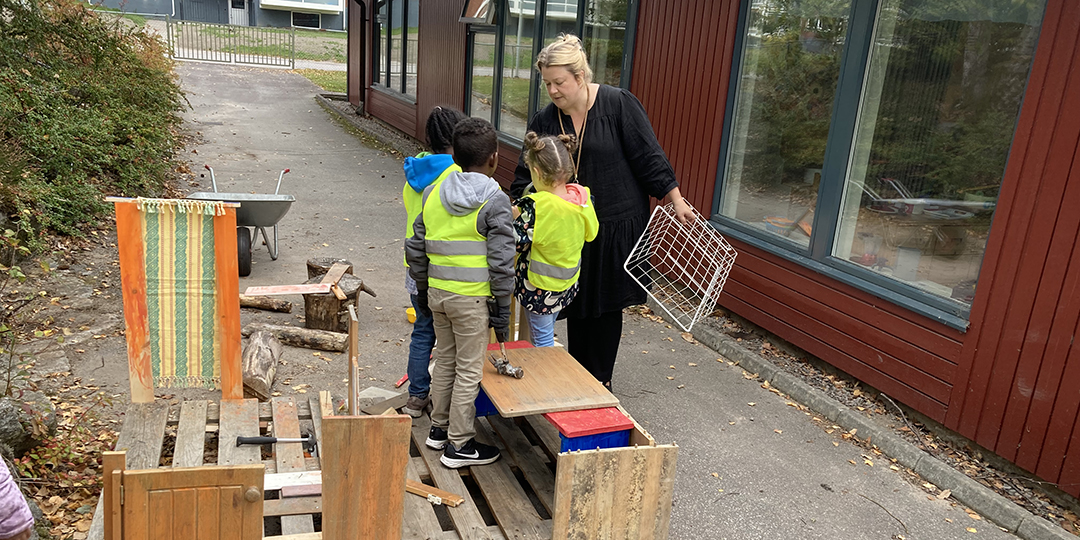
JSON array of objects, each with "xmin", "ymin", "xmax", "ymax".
[{"xmin": 624, "ymin": 200, "xmax": 738, "ymax": 332}]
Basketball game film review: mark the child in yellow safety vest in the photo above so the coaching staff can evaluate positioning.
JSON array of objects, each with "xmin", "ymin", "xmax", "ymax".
[{"xmin": 513, "ymin": 131, "xmax": 599, "ymax": 347}]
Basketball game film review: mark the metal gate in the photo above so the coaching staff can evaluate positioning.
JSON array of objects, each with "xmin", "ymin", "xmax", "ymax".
[{"xmin": 167, "ymin": 18, "xmax": 295, "ymax": 68}]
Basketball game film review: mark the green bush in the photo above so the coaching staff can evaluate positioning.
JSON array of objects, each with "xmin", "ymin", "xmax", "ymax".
[{"xmin": 0, "ymin": 0, "xmax": 185, "ymax": 245}]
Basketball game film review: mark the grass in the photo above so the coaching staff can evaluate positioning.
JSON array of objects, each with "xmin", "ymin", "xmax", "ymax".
[
  {"xmin": 472, "ymin": 76, "xmax": 531, "ymax": 117},
  {"xmin": 87, "ymin": 3, "xmax": 146, "ymax": 25},
  {"xmin": 295, "ymin": 69, "xmax": 346, "ymax": 93}
]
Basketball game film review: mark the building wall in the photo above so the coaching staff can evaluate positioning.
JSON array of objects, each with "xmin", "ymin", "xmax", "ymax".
[
  {"xmin": 351, "ymin": 0, "xmax": 1080, "ymax": 497},
  {"xmin": 945, "ymin": 0, "xmax": 1080, "ymax": 494}
]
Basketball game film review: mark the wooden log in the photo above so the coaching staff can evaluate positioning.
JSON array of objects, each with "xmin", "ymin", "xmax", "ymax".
[
  {"xmin": 302, "ymin": 273, "xmax": 366, "ymax": 332},
  {"xmin": 242, "ymin": 323, "xmax": 347, "ymax": 352},
  {"xmin": 306, "ymin": 258, "xmax": 354, "ymax": 280},
  {"xmin": 239, "ymin": 295, "xmax": 293, "ymax": 313},
  {"xmin": 242, "ymin": 331, "xmax": 282, "ymax": 400}
]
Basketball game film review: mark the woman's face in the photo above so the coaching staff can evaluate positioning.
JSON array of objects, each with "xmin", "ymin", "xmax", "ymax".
[{"xmin": 541, "ymin": 66, "xmax": 585, "ymax": 110}]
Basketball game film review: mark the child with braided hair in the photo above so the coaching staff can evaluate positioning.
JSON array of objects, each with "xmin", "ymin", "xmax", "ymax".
[
  {"xmin": 401, "ymin": 106, "xmax": 467, "ymax": 418},
  {"xmin": 513, "ymin": 131, "xmax": 599, "ymax": 347}
]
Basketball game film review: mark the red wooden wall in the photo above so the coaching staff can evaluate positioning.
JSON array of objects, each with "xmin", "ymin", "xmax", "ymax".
[
  {"xmin": 945, "ymin": 0, "xmax": 1080, "ymax": 494},
  {"xmin": 415, "ymin": 0, "xmax": 468, "ymax": 137},
  {"xmin": 346, "ymin": 0, "xmax": 365, "ymax": 107}
]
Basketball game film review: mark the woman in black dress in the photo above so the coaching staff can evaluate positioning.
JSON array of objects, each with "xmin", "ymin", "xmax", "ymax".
[{"xmin": 511, "ymin": 34, "xmax": 694, "ymax": 390}]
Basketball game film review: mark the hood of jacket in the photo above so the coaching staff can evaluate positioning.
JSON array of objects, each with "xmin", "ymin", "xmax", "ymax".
[
  {"xmin": 439, "ymin": 171, "xmax": 501, "ymax": 216},
  {"xmin": 404, "ymin": 152, "xmax": 457, "ymax": 193}
]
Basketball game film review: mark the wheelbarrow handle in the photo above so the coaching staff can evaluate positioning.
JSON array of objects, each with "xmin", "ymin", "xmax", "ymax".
[
  {"xmin": 275, "ymin": 168, "xmax": 290, "ymax": 195},
  {"xmin": 204, "ymin": 165, "xmax": 219, "ymax": 193}
]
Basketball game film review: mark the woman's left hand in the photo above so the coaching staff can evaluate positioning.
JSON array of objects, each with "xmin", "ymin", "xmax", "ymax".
[{"xmin": 671, "ymin": 197, "xmax": 695, "ymax": 224}]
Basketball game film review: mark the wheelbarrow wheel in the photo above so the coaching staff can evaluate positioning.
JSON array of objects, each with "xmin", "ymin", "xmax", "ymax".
[{"xmin": 237, "ymin": 227, "xmax": 252, "ymax": 277}]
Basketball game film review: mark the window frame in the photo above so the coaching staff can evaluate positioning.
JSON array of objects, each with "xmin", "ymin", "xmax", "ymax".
[
  {"xmin": 371, "ymin": 0, "xmax": 416, "ymax": 100},
  {"xmin": 464, "ymin": 0, "xmax": 641, "ymax": 148},
  {"xmin": 710, "ymin": 0, "xmax": 1045, "ymax": 330}
]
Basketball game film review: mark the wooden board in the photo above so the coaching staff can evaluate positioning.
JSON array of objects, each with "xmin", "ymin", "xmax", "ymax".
[
  {"xmin": 273, "ymin": 397, "xmax": 314, "ymax": 535},
  {"xmin": 245, "ymin": 284, "xmax": 332, "ymax": 297},
  {"xmin": 551, "ymin": 445, "xmax": 679, "ymax": 540},
  {"xmin": 174, "ymin": 401, "xmax": 209, "ymax": 468},
  {"xmin": 471, "ymin": 419, "xmax": 551, "ymax": 540},
  {"xmin": 218, "ymin": 399, "xmax": 261, "ymax": 466},
  {"xmin": 321, "ymin": 415, "xmax": 412, "ymax": 540},
  {"xmin": 411, "ymin": 415, "xmax": 502, "ymax": 539},
  {"xmin": 480, "ymin": 348, "xmax": 618, "ymax": 418},
  {"xmin": 487, "ymin": 416, "xmax": 555, "ymax": 514},
  {"xmin": 402, "ymin": 459, "xmax": 445, "ymax": 539},
  {"xmin": 115, "ymin": 402, "xmax": 170, "ymax": 469}
]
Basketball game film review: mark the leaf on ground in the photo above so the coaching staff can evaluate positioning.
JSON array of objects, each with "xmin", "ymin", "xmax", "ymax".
[
  {"xmin": 680, "ymin": 332, "xmax": 694, "ymax": 343},
  {"xmin": 937, "ymin": 489, "xmax": 951, "ymax": 500},
  {"xmin": 966, "ymin": 527, "xmax": 977, "ymax": 533}
]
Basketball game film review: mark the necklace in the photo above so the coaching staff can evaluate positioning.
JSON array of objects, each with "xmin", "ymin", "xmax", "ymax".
[{"xmin": 557, "ymin": 85, "xmax": 590, "ymax": 183}]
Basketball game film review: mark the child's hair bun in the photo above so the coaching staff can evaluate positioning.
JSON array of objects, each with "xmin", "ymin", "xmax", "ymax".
[
  {"xmin": 557, "ymin": 133, "xmax": 577, "ymax": 155},
  {"xmin": 524, "ymin": 131, "xmax": 546, "ymax": 153}
]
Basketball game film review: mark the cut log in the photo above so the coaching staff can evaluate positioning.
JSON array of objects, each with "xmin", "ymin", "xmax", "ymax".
[
  {"xmin": 239, "ymin": 295, "xmax": 293, "ymax": 313},
  {"xmin": 302, "ymin": 273, "xmax": 367, "ymax": 332},
  {"xmin": 306, "ymin": 258, "xmax": 354, "ymax": 280},
  {"xmin": 242, "ymin": 323, "xmax": 348, "ymax": 352},
  {"xmin": 242, "ymin": 331, "xmax": 281, "ymax": 401}
]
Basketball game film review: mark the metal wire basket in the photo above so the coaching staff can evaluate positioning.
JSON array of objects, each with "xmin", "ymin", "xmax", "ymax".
[{"xmin": 624, "ymin": 200, "xmax": 738, "ymax": 332}]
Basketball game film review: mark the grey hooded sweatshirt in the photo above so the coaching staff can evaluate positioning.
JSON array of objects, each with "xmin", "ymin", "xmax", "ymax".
[{"xmin": 405, "ymin": 170, "xmax": 515, "ymax": 304}]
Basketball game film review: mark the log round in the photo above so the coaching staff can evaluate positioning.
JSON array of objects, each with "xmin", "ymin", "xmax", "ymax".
[
  {"xmin": 303, "ymin": 273, "xmax": 365, "ymax": 332},
  {"xmin": 306, "ymin": 258, "xmax": 354, "ymax": 280}
]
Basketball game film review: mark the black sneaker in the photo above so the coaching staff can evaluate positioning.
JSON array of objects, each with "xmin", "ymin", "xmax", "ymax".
[
  {"xmin": 440, "ymin": 438, "xmax": 500, "ymax": 468},
  {"xmin": 425, "ymin": 425, "xmax": 448, "ymax": 450}
]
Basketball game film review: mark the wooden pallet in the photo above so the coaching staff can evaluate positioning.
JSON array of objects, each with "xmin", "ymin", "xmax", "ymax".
[{"xmin": 90, "ymin": 395, "xmax": 677, "ymax": 540}]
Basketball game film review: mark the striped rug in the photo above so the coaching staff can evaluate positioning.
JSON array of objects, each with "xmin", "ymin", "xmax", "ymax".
[{"xmin": 138, "ymin": 198, "xmax": 227, "ymax": 389}]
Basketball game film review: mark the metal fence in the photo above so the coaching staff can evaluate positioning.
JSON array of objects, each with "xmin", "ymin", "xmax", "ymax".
[{"xmin": 167, "ymin": 18, "xmax": 295, "ymax": 68}]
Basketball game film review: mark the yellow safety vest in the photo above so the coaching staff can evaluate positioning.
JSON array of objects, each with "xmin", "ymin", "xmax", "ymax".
[
  {"xmin": 524, "ymin": 189, "xmax": 599, "ymax": 292},
  {"xmin": 404, "ymin": 163, "xmax": 461, "ymax": 267},
  {"xmin": 422, "ymin": 183, "xmax": 491, "ymax": 297}
]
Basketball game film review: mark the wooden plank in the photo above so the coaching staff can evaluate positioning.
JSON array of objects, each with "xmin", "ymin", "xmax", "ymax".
[
  {"xmin": 320, "ymin": 262, "xmax": 351, "ymax": 285},
  {"xmin": 265, "ymin": 471, "xmax": 323, "ymax": 491},
  {"xmin": 480, "ymin": 348, "xmax": 619, "ymax": 417},
  {"xmin": 471, "ymin": 419, "xmax": 548, "ymax": 540},
  {"xmin": 264, "ymin": 496, "xmax": 322, "ymax": 517},
  {"xmin": 244, "ymin": 283, "xmax": 333, "ymax": 297},
  {"xmin": 196, "ymin": 487, "xmax": 221, "ymax": 540},
  {"xmin": 487, "ymin": 416, "xmax": 555, "ymax": 515},
  {"xmin": 273, "ymin": 396, "xmax": 314, "ymax": 535},
  {"xmin": 114, "ymin": 201, "xmax": 153, "ymax": 403},
  {"xmin": 361, "ymin": 391, "xmax": 409, "ymax": 415},
  {"xmin": 102, "ymin": 452, "xmax": 125, "ymax": 540},
  {"xmin": 348, "ymin": 306, "xmax": 360, "ymax": 415},
  {"xmin": 402, "ymin": 459, "xmax": 446, "ymax": 540},
  {"xmin": 552, "ymin": 445, "xmax": 678, "ymax": 540},
  {"xmin": 405, "ymin": 479, "xmax": 464, "ymax": 507},
  {"xmin": 523, "ymin": 415, "xmax": 562, "ymax": 460},
  {"xmin": 218, "ymin": 399, "xmax": 261, "ymax": 466},
  {"xmin": 116, "ymin": 402, "xmax": 170, "ymax": 468},
  {"xmin": 309, "ymin": 395, "xmax": 326, "ymax": 466},
  {"xmin": 321, "ymin": 415, "xmax": 411, "ymax": 540},
  {"xmin": 174, "ymin": 400, "xmax": 209, "ymax": 468},
  {"xmin": 265, "ymin": 534, "xmax": 322, "ymax": 540},
  {"xmin": 172, "ymin": 488, "xmax": 197, "ymax": 540},
  {"xmin": 412, "ymin": 415, "xmax": 501, "ymax": 539},
  {"xmin": 214, "ymin": 207, "xmax": 243, "ymax": 401}
]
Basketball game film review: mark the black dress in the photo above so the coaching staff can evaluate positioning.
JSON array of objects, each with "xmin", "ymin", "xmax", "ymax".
[{"xmin": 511, "ymin": 84, "xmax": 678, "ymax": 320}]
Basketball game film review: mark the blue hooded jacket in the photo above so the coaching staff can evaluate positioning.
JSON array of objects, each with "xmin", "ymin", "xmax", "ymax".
[{"xmin": 404, "ymin": 152, "xmax": 457, "ymax": 193}]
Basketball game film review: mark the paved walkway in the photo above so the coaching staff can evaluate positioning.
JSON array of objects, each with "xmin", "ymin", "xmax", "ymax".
[{"xmin": 176, "ymin": 61, "xmax": 1026, "ymax": 539}]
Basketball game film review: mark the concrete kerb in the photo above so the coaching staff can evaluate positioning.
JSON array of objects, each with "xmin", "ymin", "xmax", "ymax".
[{"xmin": 657, "ymin": 300, "xmax": 1074, "ymax": 540}]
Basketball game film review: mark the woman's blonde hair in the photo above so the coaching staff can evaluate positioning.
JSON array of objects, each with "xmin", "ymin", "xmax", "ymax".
[
  {"xmin": 535, "ymin": 34, "xmax": 593, "ymax": 84},
  {"xmin": 523, "ymin": 131, "xmax": 577, "ymax": 188}
]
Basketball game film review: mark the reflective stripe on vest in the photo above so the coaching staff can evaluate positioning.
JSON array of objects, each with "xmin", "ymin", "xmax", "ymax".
[
  {"xmin": 525, "ymin": 189, "xmax": 597, "ymax": 292},
  {"xmin": 422, "ymin": 183, "xmax": 491, "ymax": 297},
  {"xmin": 403, "ymin": 162, "xmax": 461, "ymax": 267}
]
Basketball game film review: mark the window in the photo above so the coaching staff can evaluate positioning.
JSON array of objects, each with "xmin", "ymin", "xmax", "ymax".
[
  {"xmin": 372, "ymin": 0, "xmax": 417, "ymax": 98},
  {"xmin": 292, "ymin": 12, "xmax": 319, "ymax": 28},
  {"xmin": 465, "ymin": 0, "xmax": 639, "ymax": 142},
  {"xmin": 716, "ymin": 0, "xmax": 1047, "ymax": 322}
]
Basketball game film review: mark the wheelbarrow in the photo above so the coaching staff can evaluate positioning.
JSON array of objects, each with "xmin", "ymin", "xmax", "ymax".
[{"xmin": 188, "ymin": 165, "xmax": 296, "ymax": 277}]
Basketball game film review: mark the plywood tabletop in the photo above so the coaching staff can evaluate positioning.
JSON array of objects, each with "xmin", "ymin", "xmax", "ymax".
[{"xmin": 480, "ymin": 347, "xmax": 618, "ymax": 417}]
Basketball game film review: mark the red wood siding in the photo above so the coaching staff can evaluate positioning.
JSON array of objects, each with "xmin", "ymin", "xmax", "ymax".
[
  {"xmin": 367, "ymin": 88, "xmax": 418, "ymax": 138},
  {"xmin": 945, "ymin": 0, "xmax": 1080, "ymax": 495},
  {"xmin": 494, "ymin": 140, "xmax": 520, "ymax": 189},
  {"xmin": 415, "ymin": 0, "xmax": 468, "ymax": 137},
  {"xmin": 630, "ymin": 0, "xmax": 965, "ymax": 425}
]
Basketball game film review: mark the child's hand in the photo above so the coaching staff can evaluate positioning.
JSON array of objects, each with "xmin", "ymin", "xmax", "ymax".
[{"xmin": 512, "ymin": 206, "xmax": 521, "ymax": 219}]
